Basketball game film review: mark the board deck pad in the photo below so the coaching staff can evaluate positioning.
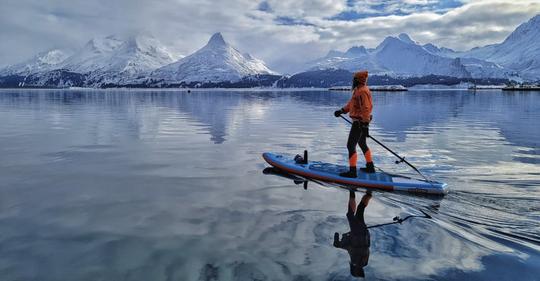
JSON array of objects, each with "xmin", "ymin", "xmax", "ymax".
[
  {"xmin": 263, "ymin": 152, "xmax": 448, "ymax": 195},
  {"xmin": 309, "ymin": 162, "xmax": 393, "ymax": 182}
]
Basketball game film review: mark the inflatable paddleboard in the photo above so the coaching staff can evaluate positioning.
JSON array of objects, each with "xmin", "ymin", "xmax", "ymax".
[{"xmin": 263, "ymin": 152, "xmax": 448, "ymax": 195}]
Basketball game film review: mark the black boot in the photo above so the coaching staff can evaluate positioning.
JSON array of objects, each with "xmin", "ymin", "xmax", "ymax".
[
  {"xmin": 333, "ymin": 232, "xmax": 340, "ymax": 247},
  {"xmin": 360, "ymin": 162, "xmax": 375, "ymax": 173},
  {"xmin": 340, "ymin": 166, "xmax": 357, "ymax": 178}
]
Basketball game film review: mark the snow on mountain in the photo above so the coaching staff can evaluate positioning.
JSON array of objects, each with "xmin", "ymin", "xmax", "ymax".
[
  {"xmin": 458, "ymin": 14, "xmax": 540, "ymax": 80},
  {"xmin": 307, "ymin": 45, "xmax": 386, "ymax": 74},
  {"xmin": 422, "ymin": 43, "xmax": 457, "ymax": 57},
  {"xmin": 60, "ymin": 35, "xmax": 124, "ymax": 74},
  {"xmin": 419, "ymin": 42, "xmax": 513, "ymax": 79},
  {"xmin": 16, "ymin": 70, "xmax": 86, "ymax": 88},
  {"xmin": 397, "ymin": 33, "xmax": 416, "ymax": 45},
  {"xmin": 307, "ymin": 34, "xmax": 472, "ymax": 78},
  {"xmin": 153, "ymin": 33, "xmax": 276, "ymax": 83},
  {"xmin": 345, "ymin": 46, "xmax": 368, "ymax": 57},
  {"xmin": 373, "ymin": 35, "xmax": 471, "ymax": 77},
  {"xmin": 0, "ymin": 34, "xmax": 176, "ymax": 86},
  {"xmin": 0, "ymin": 49, "xmax": 72, "ymax": 76},
  {"xmin": 457, "ymin": 57, "xmax": 515, "ymax": 79},
  {"xmin": 4, "ymin": 14, "xmax": 539, "ymax": 87},
  {"xmin": 61, "ymin": 34, "xmax": 175, "ymax": 79}
]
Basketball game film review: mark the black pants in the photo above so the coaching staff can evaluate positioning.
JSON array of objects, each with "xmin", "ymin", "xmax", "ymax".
[
  {"xmin": 347, "ymin": 202, "xmax": 367, "ymax": 234},
  {"xmin": 347, "ymin": 121, "xmax": 369, "ymax": 159}
]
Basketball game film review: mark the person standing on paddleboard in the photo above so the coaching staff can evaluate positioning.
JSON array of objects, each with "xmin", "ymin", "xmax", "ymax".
[
  {"xmin": 334, "ymin": 70, "xmax": 375, "ymax": 177},
  {"xmin": 334, "ymin": 190, "xmax": 372, "ymax": 278}
]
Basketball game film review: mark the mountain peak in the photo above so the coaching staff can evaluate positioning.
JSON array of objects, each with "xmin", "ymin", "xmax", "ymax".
[
  {"xmin": 154, "ymin": 31, "xmax": 275, "ymax": 82},
  {"xmin": 325, "ymin": 50, "xmax": 344, "ymax": 58},
  {"xmin": 346, "ymin": 46, "xmax": 367, "ymax": 56},
  {"xmin": 207, "ymin": 32, "xmax": 227, "ymax": 47},
  {"xmin": 522, "ymin": 14, "xmax": 540, "ymax": 30},
  {"xmin": 38, "ymin": 49, "xmax": 71, "ymax": 65},
  {"xmin": 520, "ymin": 13, "xmax": 540, "ymax": 29},
  {"xmin": 0, "ymin": 48, "xmax": 72, "ymax": 76},
  {"xmin": 398, "ymin": 33, "xmax": 415, "ymax": 44},
  {"xmin": 84, "ymin": 35, "xmax": 124, "ymax": 53},
  {"xmin": 502, "ymin": 14, "xmax": 540, "ymax": 44},
  {"xmin": 377, "ymin": 36, "xmax": 401, "ymax": 50},
  {"xmin": 423, "ymin": 43, "xmax": 440, "ymax": 54}
]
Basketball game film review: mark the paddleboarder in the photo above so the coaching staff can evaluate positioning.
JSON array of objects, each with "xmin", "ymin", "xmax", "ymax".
[
  {"xmin": 334, "ymin": 70, "xmax": 375, "ymax": 177},
  {"xmin": 334, "ymin": 190, "xmax": 372, "ymax": 278}
]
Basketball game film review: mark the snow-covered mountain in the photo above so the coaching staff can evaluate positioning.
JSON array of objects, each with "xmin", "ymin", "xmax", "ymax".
[
  {"xmin": 61, "ymin": 34, "xmax": 175, "ymax": 83},
  {"xmin": 2, "ymin": 15, "xmax": 539, "ymax": 88},
  {"xmin": 456, "ymin": 14, "xmax": 540, "ymax": 80},
  {"xmin": 153, "ymin": 33, "xmax": 276, "ymax": 83},
  {"xmin": 0, "ymin": 34, "xmax": 176, "ymax": 86},
  {"xmin": 373, "ymin": 34, "xmax": 471, "ymax": 78},
  {"xmin": 422, "ymin": 43, "xmax": 457, "ymax": 57},
  {"xmin": 308, "ymin": 45, "xmax": 386, "ymax": 74},
  {"xmin": 0, "ymin": 49, "xmax": 73, "ymax": 76},
  {"xmin": 306, "ymin": 33, "xmax": 513, "ymax": 79},
  {"xmin": 0, "ymin": 32, "xmax": 274, "ymax": 87},
  {"xmin": 385, "ymin": 36, "xmax": 513, "ymax": 78}
]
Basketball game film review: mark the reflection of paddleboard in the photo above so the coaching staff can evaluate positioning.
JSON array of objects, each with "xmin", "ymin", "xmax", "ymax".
[{"xmin": 262, "ymin": 152, "xmax": 448, "ymax": 195}]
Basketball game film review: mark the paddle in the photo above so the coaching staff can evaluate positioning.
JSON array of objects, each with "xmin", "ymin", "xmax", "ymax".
[
  {"xmin": 367, "ymin": 210, "xmax": 432, "ymax": 229},
  {"xmin": 339, "ymin": 115, "xmax": 433, "ymax": 184}
]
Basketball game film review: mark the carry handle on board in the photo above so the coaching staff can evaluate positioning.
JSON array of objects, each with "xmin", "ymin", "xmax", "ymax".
[{"xmin": 339, "ymin": 115, "xmax": 433, "ymax": 184}]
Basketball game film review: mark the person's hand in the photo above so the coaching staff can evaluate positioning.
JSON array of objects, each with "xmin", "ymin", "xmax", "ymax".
[{"xmin": 334, "ymin": 109, "xmax": 342, "ymax": 117}]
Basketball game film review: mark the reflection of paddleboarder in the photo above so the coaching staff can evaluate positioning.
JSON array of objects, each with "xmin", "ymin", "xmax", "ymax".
[{"xmin": 334, "ymin": 190, "xmax": 372, "ymax": 278}]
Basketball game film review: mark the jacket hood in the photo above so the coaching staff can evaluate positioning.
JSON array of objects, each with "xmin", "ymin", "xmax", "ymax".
[{"xmin": 354, "ymin": 71, "xmax": 368, "ymax": 86}]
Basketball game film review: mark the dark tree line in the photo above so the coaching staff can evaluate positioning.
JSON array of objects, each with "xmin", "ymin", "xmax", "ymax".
[{"xmin": 1, "ymin": 68, "xmax": 512, "ymax": 89}]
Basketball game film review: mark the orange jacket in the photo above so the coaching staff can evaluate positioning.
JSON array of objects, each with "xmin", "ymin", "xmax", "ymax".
[{"xmin": 342, "ymin": 71, "xmax": 373, "ymax": 123}]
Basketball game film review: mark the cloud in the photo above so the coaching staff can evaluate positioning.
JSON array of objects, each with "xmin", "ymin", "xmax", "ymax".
[
  {"xmin": 0, "ymin": 0, "xmax": 539, "ymax": 73},
  {"xmin": 301, "ymin": 0, "xmax": 540, "ymax": 53},
  {"xmin": 332, "ymin": 0, "xmax": 463, "ymax": 19},
  {"xmin": 264, "ymin": 0, "xmax": 348, "ymax": 18}
]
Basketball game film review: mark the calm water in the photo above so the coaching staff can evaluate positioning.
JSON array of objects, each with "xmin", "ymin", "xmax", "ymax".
[{"xmin": 0, "ymin": 89, "xmax": 539, "ymax": 281}]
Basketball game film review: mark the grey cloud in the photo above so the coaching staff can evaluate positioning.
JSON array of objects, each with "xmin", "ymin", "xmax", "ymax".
[
  {"xmin": 0, "ymin": 0, "xmax": 539, "ymax": 73},
  {"xmin": 264, "ymin": 0, "xmax": 347, "ymax": 18},
  {"xmin": 307, "ymin": 1, "xmax": 540, "ymax": 52}
]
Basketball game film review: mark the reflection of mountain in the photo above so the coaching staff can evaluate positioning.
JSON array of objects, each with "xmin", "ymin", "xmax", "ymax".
[
  {"xmin": 371, "ymin": 91, "xmax": 472, "ymax": 142},
  {"xmin": 0, "ymin": 89, "xmax": 537, "ymax": 153},
  {"xmin": 174, "ymin": 91, "xmax": 243, "ymax": 144},
  {"xmin": 275, "ymin": 90, "xmax": 470, "ymax": 141},
  {"xmin": 372, "ymin": 91, "xmax": 539, "ymax": 156},
  {"xmin": 283, "ymin": 90, "xmax": 539, "ymax": 156},
  {"xmin": 0, "ymin": 90, "xmax": 249, "ymax": 145},
  {"xmin": 1, "ymin": 89, "xmax": 538, "ymax": 281},
  {"xmin": 466, "ymin": 92, "xmax": 540, "ymax": 163}
]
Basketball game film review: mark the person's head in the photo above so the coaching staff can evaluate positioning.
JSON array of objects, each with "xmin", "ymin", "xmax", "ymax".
[
  {"xmin": 352, "ymin": 71, "xmax": 369, "ymax": 89},
  {"xmin": 350, "ymin": 263, "xmax": 365, "ymax": 278}
]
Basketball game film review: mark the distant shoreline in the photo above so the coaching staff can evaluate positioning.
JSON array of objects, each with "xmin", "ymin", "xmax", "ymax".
[{"xmin": 0, "ymin": 86, "xmax": 517, "ymax": 92}]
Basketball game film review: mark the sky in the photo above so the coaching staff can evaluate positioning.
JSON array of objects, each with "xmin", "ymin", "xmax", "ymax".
[{"xmin": 1, "ymin": 0, "xmax": 540, "ymax": 73}]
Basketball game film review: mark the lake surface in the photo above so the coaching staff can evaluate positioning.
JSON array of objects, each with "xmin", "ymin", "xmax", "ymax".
[{"xmin": 0, "ymin": 89, "xmax": 539, "ymax": 281}]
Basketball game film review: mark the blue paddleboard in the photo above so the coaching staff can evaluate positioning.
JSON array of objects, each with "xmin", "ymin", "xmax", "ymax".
[{"xmin": 263, "ymin": 152, "xmax": 448, "ymax": 195}]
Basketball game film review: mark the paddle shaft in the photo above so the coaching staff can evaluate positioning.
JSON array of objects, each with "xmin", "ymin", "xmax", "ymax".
[
  {"xmin": 339, "ymin": 115, "xmax": 432, "ymax": 183},
  {"xmin": 368, "ymin": 210, "xmax": 431, "ymax": 229}
]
